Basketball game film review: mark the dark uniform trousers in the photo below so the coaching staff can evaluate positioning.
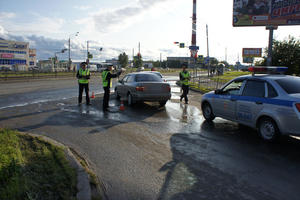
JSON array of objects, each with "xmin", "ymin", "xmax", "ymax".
[
  {"xmin": 78, "ymin": 83, "xmax": 90, "ymax": 104},
  {"xmin": 103, "ymin": 87, "xmax": 110, "ymax": 110},
  {"xmin": 181, "ymin": 84, "xmax": 189, "ymax": 103}
]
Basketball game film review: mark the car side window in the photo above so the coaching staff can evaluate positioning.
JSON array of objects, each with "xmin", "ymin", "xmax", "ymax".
[
  {"xmin": 127, "ymin": 75, "xmax": 135, "ymax": 83},
  {"xmin": 122, "ymin": 76, "xmax": 129, "ymax": 83},
  {"xmin": 222, "ymin": 79, "xmax": 244, "ymax": 95},
  {"xmin": 267, "ymin": 83, "xmax": 278, "ymax": 98},
  {"xmin": 242, "ymin": 80, "xmax": 265, "ymax": 98}
]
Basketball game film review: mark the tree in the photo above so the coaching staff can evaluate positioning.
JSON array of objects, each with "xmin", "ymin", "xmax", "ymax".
[
  {"xmin": 259, "ymin": 36, "xmax": 300, "ymax": 75},
  {"xmin": 118, "ymin": 52, "xmax": 128, "ymax": 68},
  {"xmin": 133, "ymin": 53, "xmax": 143, "ymax": 68}
]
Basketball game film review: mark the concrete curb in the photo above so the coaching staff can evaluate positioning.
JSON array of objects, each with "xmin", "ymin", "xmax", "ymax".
[{"xmin": 19, "ymin": 132, "xmax": 92, "ymax": 200}]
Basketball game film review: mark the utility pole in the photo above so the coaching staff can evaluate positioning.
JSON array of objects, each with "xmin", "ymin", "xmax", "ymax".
[
  {"xmin": 225, "ymin": 47, "xmax": 227, "ymax": 63},
  {"xmin": 266, "ymin": 25, "xmax": 277, "ymax": 66},
  {"xmin": 68, "ymin": 32, "xmax": 79, "ymax": 72},
  {"xmin": 160, "ymin": 53, "xmax": 162, "ymax": 68},
  {"xmin": 138, "ymin": 42, "xmax": 140, "ymax": 54},
  {"xmin": 132, "ymin": 48, "xmax": 134, "ymax": 67},
  {"xmin": 68, "ymin": 38, "xmax": 70, "ymax": 71},
  {"xmin": 206, "ymin": 24, "xmax": 210, "ymax": 77},
  {"xmin": 87, "ymin": 41, "xmax": 89, "ymax": 64}
]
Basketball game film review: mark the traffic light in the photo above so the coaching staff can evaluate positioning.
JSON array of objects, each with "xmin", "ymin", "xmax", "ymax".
[{"xmin": 88, "ymin": 52, "xmax": 93, "ymax": 59}]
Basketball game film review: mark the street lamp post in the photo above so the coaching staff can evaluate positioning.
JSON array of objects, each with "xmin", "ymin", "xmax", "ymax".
[
  {"xmin": 54, "ymin": 48, "xmax": 67, "ymax": 77},
  {"xmin": 68, "ymin": 32, "xmax": 79, "ymax": 72}
]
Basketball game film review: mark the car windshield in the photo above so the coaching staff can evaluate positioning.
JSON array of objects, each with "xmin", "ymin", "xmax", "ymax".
[
  {"xmin": 135, "ymin": 74, "xmax": 162, "ymax": 82},
  {"xmin": 275, "ymin": 77, "xmax": 300, "ymax": 94}
]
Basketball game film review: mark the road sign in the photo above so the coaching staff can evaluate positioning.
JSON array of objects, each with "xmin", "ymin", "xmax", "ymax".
[
  {"xmin": 204, "ymin": 56, "xmax": 210, "ymax": 64},
  {"xmin": 179, "ymin": 43, "xmax": 185, "ymax": 48},
  {"xmin": 189, "ymin": 46, "xmax": 199, "ymax": 50},
  {"xmin": 198, "ymin": 55, "xmax": 204, "ymax": 63},
  {"xmin": 242, "ymin": 48, "xmax": 262, "ymax": 57}
]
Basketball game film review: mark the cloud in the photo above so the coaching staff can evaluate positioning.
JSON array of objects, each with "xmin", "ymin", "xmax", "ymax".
[
  {"xmin": 76, "ymin": 0, "xmax": 176, "ymax": 33},
  {"xmin": 0, "ymin": 12, "xmax": 16, "ymax": 20},
  {"xmin": 0, "ymin": 27, "xmax": 135, "ymax": 61},
  {"xmin": 0, "ymin": 12, "xmax": 65, "ymax": 36},
  {"xmin": 73, "ymin": 5, "xmax": 91, "ymax": 10}
]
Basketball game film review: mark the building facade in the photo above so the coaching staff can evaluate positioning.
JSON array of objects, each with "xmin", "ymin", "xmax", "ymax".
[
  {"xmin": 38, "ymin": 59, "xmax": 77, "ymax": 72},
  {"xmin": 28, "ymin": 49, "xmax": 37, "ymax": 69},
  {"xmin": 0, "ymin": 38, "xmax": 36, "ymax": 71}
]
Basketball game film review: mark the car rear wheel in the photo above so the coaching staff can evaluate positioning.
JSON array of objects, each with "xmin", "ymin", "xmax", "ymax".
[
  {"xmin": 127, "ymin": 93, "xmax": 134, "ymax": 106},
  {"xmin": 202, "ymin": 103, "xmax": 215, "ymax": 121},
  {"xmin": 258, "ymin": 117, "xmax": 280, "ymax": 141},
  {"xmin": 159, "ymin": 100, "xmax": 167, "ymax": 107}
]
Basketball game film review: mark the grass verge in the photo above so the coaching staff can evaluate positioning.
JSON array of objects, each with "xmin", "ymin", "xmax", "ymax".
[
  {"xmin": 211, "ymin": 71, "xmax": 250, "ymax": 82},
  {"xmin": 0, "ymin": 128, "xmax": 77, "ymax": 200}
]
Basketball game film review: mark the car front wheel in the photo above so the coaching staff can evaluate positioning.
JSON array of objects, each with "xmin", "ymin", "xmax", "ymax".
[
  {"xmin": 115, "ymin": 88, "xmax": 120, "ymax": 100},
  {"xmin": 202, "ymin": 103, "xmax": 215, "ymax": 121},
  {"xmin": 127, "ymin": 93, "xmax": 134, "ymax": 106},
  {"xmin": 258, "ymin": 117, "xmax": 280, "ymax": 141}
]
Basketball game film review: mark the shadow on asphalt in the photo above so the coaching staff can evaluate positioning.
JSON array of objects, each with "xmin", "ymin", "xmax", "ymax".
[
  {"xmin": 8, "ymin": 96, "xmax": 166, "ymax": 134},
  {"xmin": 158, "ymin": 120, "xmax": 300, "ymax": 200}
]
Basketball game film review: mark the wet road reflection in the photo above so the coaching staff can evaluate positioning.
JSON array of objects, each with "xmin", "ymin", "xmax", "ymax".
[{"xmin": 1, "ymin": 75, "xmax": 300, "ymax": 199}]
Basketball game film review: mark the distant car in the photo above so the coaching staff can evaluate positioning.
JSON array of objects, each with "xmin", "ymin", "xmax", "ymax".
[
  {"xmin": 201, "ymin": 67, "xmax": 300, "ymax": 141},
  {"xmin": 0, "ymin": 66, "xmax": 12, "ymax": 71},
  {"xmin": 115, "ymin": 72, "xmax": 171, "ymax": 106},
  {"xmin": 143, "ymin": 71, "xmax": 163, "ymax": 78},
  {"xmin": 137, "ymin": 67, "xmax": 144, "ymax": 72}
]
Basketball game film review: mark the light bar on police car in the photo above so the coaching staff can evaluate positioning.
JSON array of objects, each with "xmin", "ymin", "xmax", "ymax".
[{"xmin": 248, "ymin": 66, "xmax": 288, "ymax": 74}]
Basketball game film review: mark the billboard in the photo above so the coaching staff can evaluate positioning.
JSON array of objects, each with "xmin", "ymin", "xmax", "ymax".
[
  {"xmin": 233, "ymin": 0, "xmax": 300, "ymax": 26},
  {"xmin": 242, "ymin": 48, "xmax": 262, "ymax": 57}
]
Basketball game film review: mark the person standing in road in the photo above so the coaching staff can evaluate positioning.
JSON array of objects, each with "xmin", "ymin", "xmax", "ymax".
[
  {"xmin": 102, "ymin": 65, "xmax": 121, "ymax": 112},
  {"xmin": 77, "ymin": 62, "xmax": 91, "ymax": 106},
  {"xmin": 179, "ymin": 63, "xmax": 190, "ymax": 104}
]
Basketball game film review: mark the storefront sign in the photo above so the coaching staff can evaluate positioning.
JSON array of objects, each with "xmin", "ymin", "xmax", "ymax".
[{"xmin": 1, "ymin": 53, "xmax": 14, "ymax": 58}]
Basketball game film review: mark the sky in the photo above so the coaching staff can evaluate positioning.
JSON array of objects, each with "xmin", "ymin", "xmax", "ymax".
[{"xmin": 0, "ymin": 0, "xmax": 300, "ymax": 64}]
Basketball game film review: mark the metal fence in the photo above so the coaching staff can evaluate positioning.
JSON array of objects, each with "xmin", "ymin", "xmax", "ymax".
[{"xmin": 189, "ymin": 75, "xmax": 229, "ymax": 92}]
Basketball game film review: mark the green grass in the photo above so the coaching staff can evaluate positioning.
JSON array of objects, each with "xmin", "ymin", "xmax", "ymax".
[
  {"xmin": 211, "ymin": 71, "xmax": 250, "ymax": 82},
  {"xmin": 189, "ymin": 82, "xmax": 213, "ymax": 93},
  {"xmin": 0, "ymin": 129, "xmax": 77, "ymax": 200}
]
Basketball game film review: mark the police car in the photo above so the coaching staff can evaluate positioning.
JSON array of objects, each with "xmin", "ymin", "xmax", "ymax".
[{"xmin": 201, "ymin": 67, "xmax": 300, "ymax": 141}]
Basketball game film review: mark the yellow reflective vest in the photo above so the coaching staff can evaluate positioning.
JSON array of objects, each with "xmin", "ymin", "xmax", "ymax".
[
  {"xmin": 78, "ymin": 68, "xmax": 90, "ymax": 84},
  {"xmin": 180, "ymin": 71, "xmax": 190, "ymax": 86},
  {"xmin": 102, "ymin": 70, "xmax": 112, "ymax": 87}
]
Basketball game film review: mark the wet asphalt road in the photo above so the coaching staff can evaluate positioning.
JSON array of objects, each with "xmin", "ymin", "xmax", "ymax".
[{"xmin": 1, "ymin": 76, "xmax": 300, "ymax": 200}]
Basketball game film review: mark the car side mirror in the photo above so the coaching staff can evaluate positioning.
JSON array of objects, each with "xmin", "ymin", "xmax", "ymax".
[{"xmin": 215, "ymin": 89, "xmax": 222, "ymax": 94}]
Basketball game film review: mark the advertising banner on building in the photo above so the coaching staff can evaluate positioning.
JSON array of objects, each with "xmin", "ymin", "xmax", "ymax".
[
  {"xmin": 242, "ymin": 48, "xmax": 262, "ymax": 57},
  {"xmin": 14, "ymin": 54, "xmax": 26, "ymax": 59},
  {"xmin": 233, "ymin": 0, "xmax": 300, "ymax": 26},
  {"xmin": 1, "ymin": 53, "xmax": 14, "ymax": 58}
]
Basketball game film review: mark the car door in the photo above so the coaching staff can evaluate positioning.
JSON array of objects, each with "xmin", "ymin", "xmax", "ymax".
[
  {"xmin": 236, "ymin": 80, "xmax": 266, "ymax": 126},
  {"xmin": 212, "ymin": 79, "xmax": 245, "ymax": 120},
  {"xmin": 124, "ymin": 74, "xmax": 136, "ymax": 95},
  {"xmin": 118, "ymin": 75, "xmax": 129, "ymax": 97}
]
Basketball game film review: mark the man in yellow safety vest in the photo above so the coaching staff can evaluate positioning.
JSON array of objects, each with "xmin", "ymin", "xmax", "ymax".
[
  {"xmin": 76, "ymin": 62, "xmax": 91, "ymax": 106},
  {"xmin": 179, "ymin": 63, "xmax": 190, "ymax": 104},
  {"xmin": 102, "ymin": 65, "xmax": 122, "ymax": 112}
]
